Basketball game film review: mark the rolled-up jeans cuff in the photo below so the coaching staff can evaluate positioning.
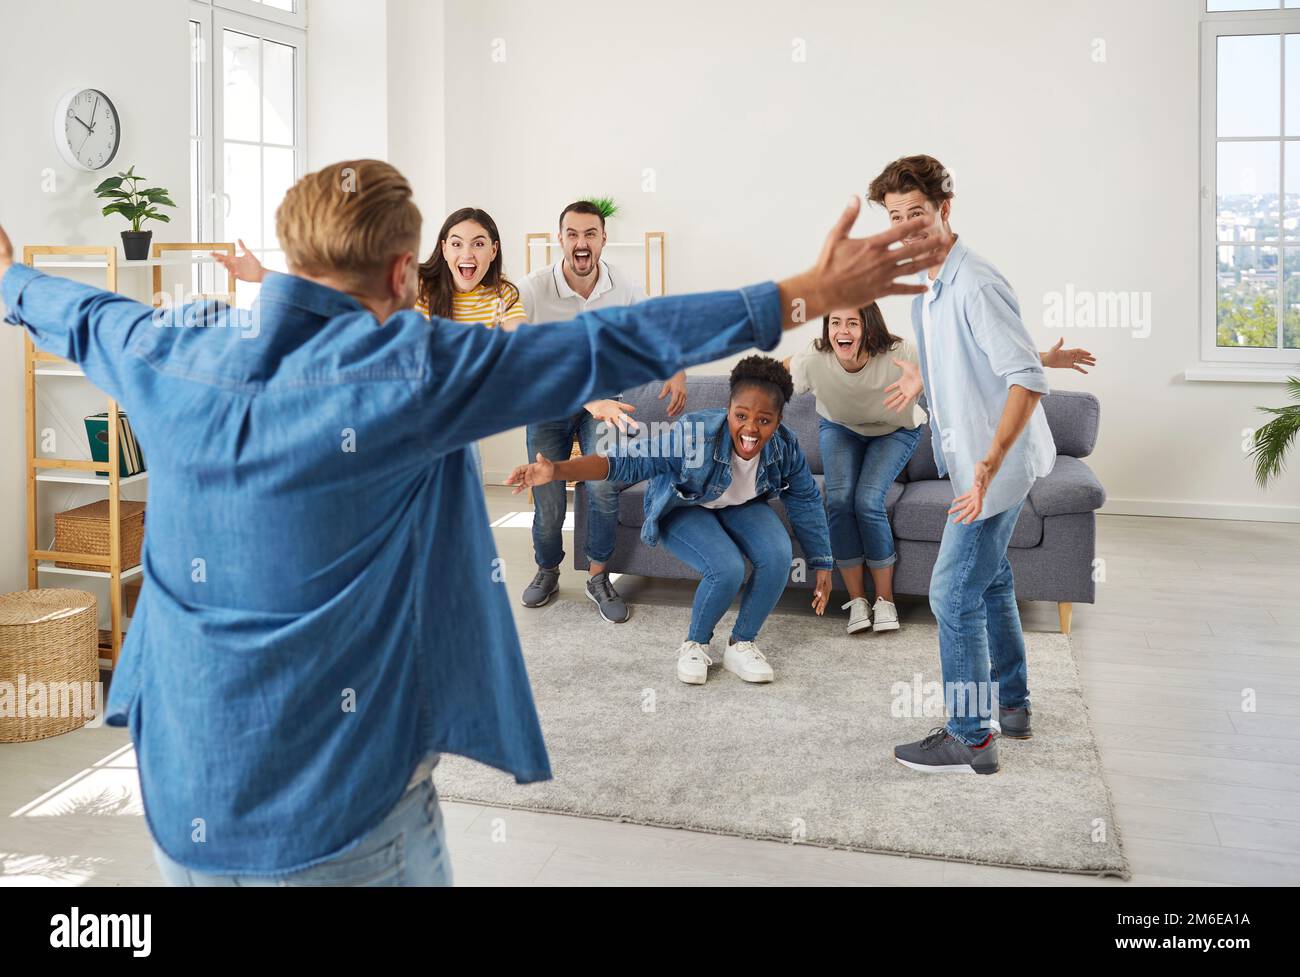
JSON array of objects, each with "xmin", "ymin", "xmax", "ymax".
[
  {"xmin": 834, "ymin": 556, "xmax": 864, "ymax": 569},
  {"xmin": 865, "ymin": 553, "xmax": 898, "ymax": 570}
]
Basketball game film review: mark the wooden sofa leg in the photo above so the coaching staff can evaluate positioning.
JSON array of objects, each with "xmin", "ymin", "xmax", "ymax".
[{"xmin": 1057, "ymin": 601, "xmax": 1073, "ymax": 635}]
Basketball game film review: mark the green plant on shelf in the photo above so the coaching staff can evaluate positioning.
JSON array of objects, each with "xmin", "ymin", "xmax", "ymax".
[
  {"xmin": 93, "ymin": 166, "xmax": 175, "ymax": 232},
  {"xmin": 584, "ymin": 195, "xmax": 618, "ymax": 221}
]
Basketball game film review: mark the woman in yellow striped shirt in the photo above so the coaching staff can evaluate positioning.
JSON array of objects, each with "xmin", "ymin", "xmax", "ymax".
[{"xmin": 416, "ymin": 207, "xmax": 526, "ymax": 328}]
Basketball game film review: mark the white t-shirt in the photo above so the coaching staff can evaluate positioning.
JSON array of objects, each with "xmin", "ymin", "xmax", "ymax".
[
  {"xmin": 702, "ymin": 451, "xmax": 761, "ymax": 509},
  {"xmin": 920, "ymin": 274, "xmax": 942, "ymax": 432},
  {"xmin": 790, "ymin": 337, "xmax": 926, "ymax": 435},
  {"xmin": 516, "ymin": 259, "xmax": 642, "ymax": 323}
]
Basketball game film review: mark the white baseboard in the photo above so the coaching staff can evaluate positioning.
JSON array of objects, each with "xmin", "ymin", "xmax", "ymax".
[{"xmin": 1099, "ymin": 498, "xmax": 1300, "ymax": 524}]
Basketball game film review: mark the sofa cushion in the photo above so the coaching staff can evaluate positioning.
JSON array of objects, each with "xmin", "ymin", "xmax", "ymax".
[
  {"xmin": 892, "ymin": 479, "xmax": 1044, "ymax": 548},
  {"xmin": 1041, "ymin": 390, "xmax": 1100, "ymax": 459},
  {"xmin": 1028, "ymin": 455, "xmax": 1107, "ymax": 516},
  {"xmin": 905, "ymin": 423, "xmax": 940, "ymax": 482}
]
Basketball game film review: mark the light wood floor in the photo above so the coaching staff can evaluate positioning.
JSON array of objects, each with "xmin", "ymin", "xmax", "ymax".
[{"xmin": 2, "ymin": 491, "xmax": 1297, "ymax": 886}]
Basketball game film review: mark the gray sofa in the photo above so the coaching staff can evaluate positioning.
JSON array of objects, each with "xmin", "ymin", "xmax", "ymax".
[{"xmin": 574, "ymin": 376, "xmax": 1105, "ymax": 633}]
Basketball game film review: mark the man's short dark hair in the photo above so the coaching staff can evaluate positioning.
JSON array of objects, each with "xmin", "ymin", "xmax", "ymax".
[
  {"xmin": 867, "ymin": 155, "xmax": 954, "ymax": 209},
  {"xmin": 558, "ymin": 200, "xmax": 605, "ymax": 230}
]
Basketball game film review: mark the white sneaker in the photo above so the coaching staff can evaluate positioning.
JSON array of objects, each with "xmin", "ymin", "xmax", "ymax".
[
  {"xmin": 724, "ymin": 640, "xmax": 774, "ymax": 683},
  {"xmin": 842, "ymin": 597, "xmax": 872, "ymax": 634},
  {"xmin": 872, "ymin": 597, "xmax": 900, "ymax": 632},
  {"xmin": 676, "ymin": 640, "xmax": 712, "ymax": 685}
]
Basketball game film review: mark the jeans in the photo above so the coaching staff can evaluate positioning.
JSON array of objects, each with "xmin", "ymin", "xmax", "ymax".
[
  {"xmin": 818, "ymin": 419, "xmax": 921, "ymax": 570},
  {"xmin": 527, "ymin": 411, "xmax": 620, "ymax": 569},
  {"xmin": 152, "ymin": 776, "xmax": 453, "ymax": 886},
  {"xmin": 659, "ymin": 497, "xmax": 793, "ymax": 644},
  {"xmin": 929, "ymin": 497, "xmax": 1029, "ymax": 745}
]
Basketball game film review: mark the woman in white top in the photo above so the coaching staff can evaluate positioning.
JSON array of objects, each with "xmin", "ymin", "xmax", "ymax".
[{"xmin": 787, "ymin": 303, "xmax": 925, "ymax": 635}]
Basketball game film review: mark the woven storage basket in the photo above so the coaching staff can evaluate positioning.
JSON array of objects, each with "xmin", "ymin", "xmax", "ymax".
[
  {"xmin": 0, "ymin": 589, "xmax": 99, "ymax": 742},
  {"xmin": 54, "ymin": 499, "xmax": 145, "ymax": 572}
]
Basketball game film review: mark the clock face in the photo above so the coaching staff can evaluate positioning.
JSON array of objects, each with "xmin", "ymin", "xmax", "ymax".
[{"xmin": 55, "ymin": 88, "xmax": 120, "ymax": 171}]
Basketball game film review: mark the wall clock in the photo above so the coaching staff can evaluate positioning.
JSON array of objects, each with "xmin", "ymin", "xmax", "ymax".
[{"xmin": 54, "ymin": 88, "xmax": 121, "ymax": 171}]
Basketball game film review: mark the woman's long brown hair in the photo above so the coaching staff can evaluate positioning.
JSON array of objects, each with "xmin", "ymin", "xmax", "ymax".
[
  {"xmin": 813, "ymin": 302, "xmax": 902, "ymax": 360},
  {"xmin": 417, "ymin": 207, "xmax": 517, "ymax": 320}
]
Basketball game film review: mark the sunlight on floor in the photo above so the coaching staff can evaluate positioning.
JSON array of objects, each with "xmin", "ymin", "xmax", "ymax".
[{"xmin": 9, "ymin": 743, "xmax": 142, "ymax": 819}]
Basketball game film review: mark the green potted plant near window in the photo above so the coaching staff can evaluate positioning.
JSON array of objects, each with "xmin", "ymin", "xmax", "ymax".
[
  {"xmin": 1248, "ymin": 377, "xmax": 1300, "ymax": 487},
  {"xmin": 94, "ymin": 166, "xmax": 175, "ymax": 260}
]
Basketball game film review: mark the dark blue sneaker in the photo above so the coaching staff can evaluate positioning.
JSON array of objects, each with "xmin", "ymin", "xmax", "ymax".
[{"xmin": 894, "ymin": 727, "xmax": 999, "ymax": 774}]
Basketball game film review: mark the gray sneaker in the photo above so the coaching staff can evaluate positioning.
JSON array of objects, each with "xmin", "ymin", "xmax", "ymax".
[
  {"xmin": 585, "ymin": 571, "xmax": 630, "ymax": 623},
  {"xmin": 894, "ymin": 727, "xmax": 999, "ymax": 774},
  {"xmin": 997, "ymin": 705, "xmax": 1033, "ymax": 740},
  {"xmin": 521, "ymin": 566, "xmax": 560, "ymax": 608}
]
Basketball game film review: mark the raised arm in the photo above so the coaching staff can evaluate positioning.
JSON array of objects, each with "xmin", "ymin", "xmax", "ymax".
[{"xmin": 1, "ymin": 228, "xmax": 153, "ymax": 405}]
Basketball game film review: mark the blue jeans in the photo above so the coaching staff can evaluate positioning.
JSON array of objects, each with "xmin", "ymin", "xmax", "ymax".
[
  {"xmin": 659, "ymin": 497, "xmax": 793, "ymax": 644},
  {"xmin": 929, "ymin": 497, "xmax": 1029, "ymax": 746},
  {"xmin": 152, "ymin": 776, "xmax": 453, "ymax": 886},
  {"xmin": 818, "ymin": 419, "xmax": 920, "ymax": 570},
  {"xmin": 527, "ymin": 412, "xmax": 620, "ymax": 569}
]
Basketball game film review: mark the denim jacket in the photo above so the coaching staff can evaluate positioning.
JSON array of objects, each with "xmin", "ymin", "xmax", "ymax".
[
  {"xmin": 605, "ymin": 408, "xmax": 833, "ymax": 571},
  {"xmin": 1, "ymin": 264, "xmax": 782, "ymax": 874}
]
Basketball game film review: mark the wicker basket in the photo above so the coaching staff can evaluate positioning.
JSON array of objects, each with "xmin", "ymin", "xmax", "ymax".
[
  {"xmin": 0, "ymin": 589, "xmax": 99, "ymax": 742},
  {"xmin": 54, "ymin": 499, "xmax": 145, "ymax": 572}
]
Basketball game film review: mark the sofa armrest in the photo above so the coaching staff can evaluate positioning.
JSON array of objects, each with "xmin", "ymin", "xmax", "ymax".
[{"xmin": 1028, "ymin": 455, "xmax": 1106, "ymax": 517}]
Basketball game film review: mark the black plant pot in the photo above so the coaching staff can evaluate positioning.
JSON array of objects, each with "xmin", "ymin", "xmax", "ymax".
[{"xmin": 121, "ymin": 230, "xmax": 153, "ymax": 261}]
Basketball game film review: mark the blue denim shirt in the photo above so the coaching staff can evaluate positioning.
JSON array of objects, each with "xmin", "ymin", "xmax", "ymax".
[
  {"xmin": 911, "ymin": 237, "xmax": 1056, "ymax": 519},
  {"xmin": 605, "ymin": 408, "xmax": 833, "ymax": 571},
  {"xmin": 1, "ymin": 264, "xmax": 782, "ymax": 874}
]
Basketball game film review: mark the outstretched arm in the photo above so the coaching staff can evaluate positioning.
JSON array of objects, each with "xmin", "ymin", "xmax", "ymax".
[{"xmin": 0, "ymin": 222, "xmax": 152, "ymax": 405}]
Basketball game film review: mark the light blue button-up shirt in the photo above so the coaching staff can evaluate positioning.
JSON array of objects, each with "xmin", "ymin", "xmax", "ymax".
[
  {"xmin": 1, "ymin": 263, "xmax": 782, "ymax": 874},
  {"xmin": 911, "ymin": 237, "xmax": 1056, "ymax": 519}
]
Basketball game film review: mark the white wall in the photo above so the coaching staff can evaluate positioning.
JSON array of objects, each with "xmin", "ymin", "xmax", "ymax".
[
  {"xmin": 395, "ymin": 0, "xmax": 1300, "ymax": 520},
  {"xmin": 386, "ymin": 0, "xmax": 446, "ymax": 256},
  {"xmin": 307, "ymin": 0, "xmax": 389, "ymax": 168}
]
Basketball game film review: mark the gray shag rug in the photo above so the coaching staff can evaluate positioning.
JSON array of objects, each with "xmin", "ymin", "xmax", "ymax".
[{"xmin": 435, "ymin": 599, "xmax": 1128, "ymax": 878}]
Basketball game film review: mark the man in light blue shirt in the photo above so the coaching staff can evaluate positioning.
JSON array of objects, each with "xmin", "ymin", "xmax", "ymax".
[
  {"xmin": 869, "ymin": 155, "xmax": 1055, "ymax": 776},
  {"xmin": 0, "ymin": 161, "xmax": 948, "ymax": 884}
]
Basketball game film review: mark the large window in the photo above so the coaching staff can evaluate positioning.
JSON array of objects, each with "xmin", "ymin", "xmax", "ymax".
[
  {"xmin": 1202, "ymin": 1, "xmax": 1300, "ymax": 366},
  {"xmin": 190, "ymin": 0, "xmax": 306, "ymax": 303}
]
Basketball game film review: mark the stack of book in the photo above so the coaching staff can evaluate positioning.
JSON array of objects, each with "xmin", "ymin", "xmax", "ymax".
[{"xmin": 84, "ymin": 412, "xmax": 147, "ymax": 477}]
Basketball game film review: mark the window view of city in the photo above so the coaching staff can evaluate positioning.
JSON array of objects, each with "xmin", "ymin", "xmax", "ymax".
[{"xmin": 1216, "ymin": 190, "xmax": 1300, "ymax": 349}]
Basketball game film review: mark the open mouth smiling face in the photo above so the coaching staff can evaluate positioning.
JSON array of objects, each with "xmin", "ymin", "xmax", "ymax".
[
  {"xmin": 442, "ymin": 219, "xmax": 497, "ymax": 291},
  {"xmin": 560, "ymin": 211, "xmax": 605, "ymax": 279},
  {"xmin": 727, "ymin": 388, "xmax": 781, "ymax": 462},
  {"xmin": 826, "ymin": 309, "xmax": 864, "ymax": 363}
]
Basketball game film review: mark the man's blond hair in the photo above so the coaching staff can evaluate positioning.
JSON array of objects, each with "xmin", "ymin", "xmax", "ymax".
[{"xmin": 276, "ymin": 160, "xmax": 421, "ymax": 288}]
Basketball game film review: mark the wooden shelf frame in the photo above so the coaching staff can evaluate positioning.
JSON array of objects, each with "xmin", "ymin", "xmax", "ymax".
[{"xmin": 22, "ymin": 242, "xmax": 231, "ymax": 666}]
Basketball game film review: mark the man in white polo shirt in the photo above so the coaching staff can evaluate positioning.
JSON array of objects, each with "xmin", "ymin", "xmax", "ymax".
[{"xmin": 515, "ymin": 200, "xmax": 687, "ymax": 622}]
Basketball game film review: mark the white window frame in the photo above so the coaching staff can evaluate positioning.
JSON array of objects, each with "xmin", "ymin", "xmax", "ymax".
[
  {"xmin": 1200, "ymin": 4, "xmax": 1300, "ymax": 367},
  {"xmin": 190, "ymin": 0, "xmax": 307, "ymax": 289}
]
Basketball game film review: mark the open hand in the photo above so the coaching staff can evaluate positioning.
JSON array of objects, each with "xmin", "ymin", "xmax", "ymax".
[
  {"xmin": 948, "ymin": 459, "xmax": 996, "ymax": 525},
  {"xmin": 811, "ymin": 569, "xmax": 832, "ymax": 615},
  {"xmin": 211, "ymin": 239, "xmax": 264, "ymax": 283},
  {"xmin": 884, "ymin": 357, "xmax": 923, "ymax": 412},
  {"xmin": 787, "ymin": 198, "xmax": 951, "ymax": 322},
  {"xmin": 504, "ymin": 452, "xmax": 557, "ymax": 495},
  {"xmin": 586, "ymin": 399, "xmax": 639, "ymax": 434},
  {"xmin": 657, "ymin": 372, "xmax": 687, "ymax": 417},
  {"xmin": 1042, "ymin": 338, "xmax": 1096, "ymax": 374}
]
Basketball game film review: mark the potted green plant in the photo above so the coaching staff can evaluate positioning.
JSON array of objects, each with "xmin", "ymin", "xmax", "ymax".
[
  {"xmin": 1248, "ymin": 376, "xmax": 1300, "ymax": 487},
  {"xmin": 585, "ymin": 195, "xmax": 619, "ymax": 224},
  {"xmin": 94, "ymin": 166, "xmax": 175, "ymax": 260}
]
